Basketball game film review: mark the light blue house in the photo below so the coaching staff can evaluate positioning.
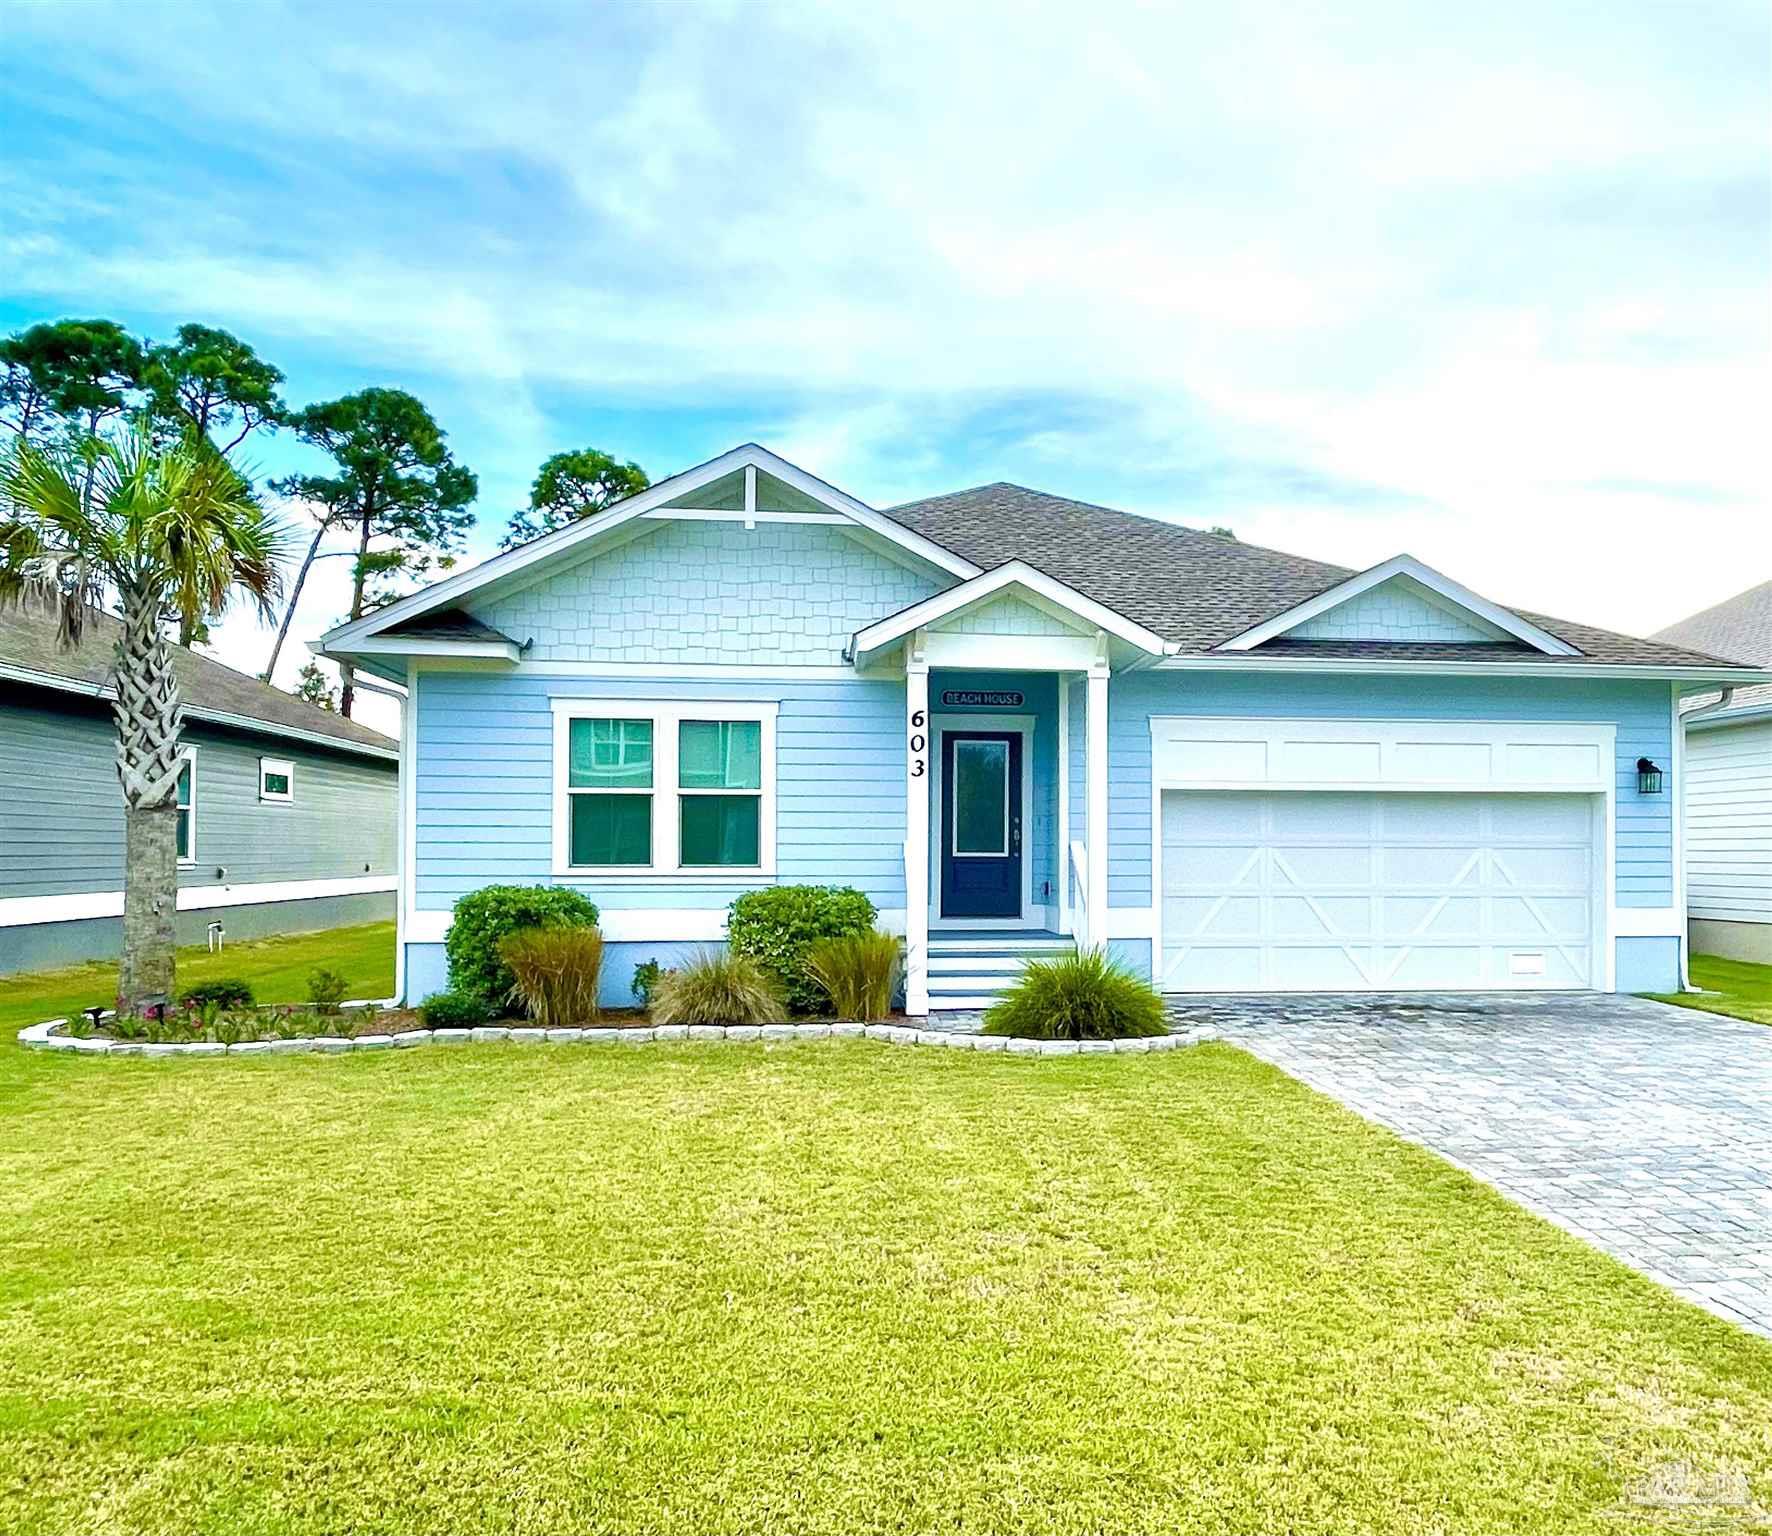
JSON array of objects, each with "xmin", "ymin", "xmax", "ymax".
[{"xmin": 318, "ymin": 445, "xmax": 1767, "ymax": 1010}]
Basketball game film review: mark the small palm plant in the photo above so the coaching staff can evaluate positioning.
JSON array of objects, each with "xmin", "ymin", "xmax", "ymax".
[{"xmin": 0, "ymin": 425, "xmax": 287, "ymax": 1009}]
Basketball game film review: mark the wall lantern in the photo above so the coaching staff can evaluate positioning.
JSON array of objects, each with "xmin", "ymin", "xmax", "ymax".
[{"xmin": 1636, "ymin": 757, "xmax": 1664, "ymax": 795}]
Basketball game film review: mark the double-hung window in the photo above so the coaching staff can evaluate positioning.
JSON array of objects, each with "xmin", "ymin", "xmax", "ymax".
[
  {"xmin": 175, "ymin": 750, "xmax": 196, "ymax": 865},
  {"xmin": 553, "ymin": 701, "xmax": 776, "ymax": 876}
]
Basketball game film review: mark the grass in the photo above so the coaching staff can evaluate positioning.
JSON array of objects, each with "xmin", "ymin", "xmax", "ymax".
[
  {"xmin": 0, "ymin": 921, "xmax": 395, "ymax": 1035},
  {"xmin": 1, "ymin": 1041, "xmax": 1768, "ymax": 1534},
  {"xmin": 1649, "ymin": 952, "xmax": 1772, "ymax": 1027}
]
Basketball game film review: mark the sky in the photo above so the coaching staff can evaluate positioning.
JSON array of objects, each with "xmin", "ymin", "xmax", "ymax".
[{"xmin": 3, "ymin": 0, "xmax": 1769, "ymax": 739}]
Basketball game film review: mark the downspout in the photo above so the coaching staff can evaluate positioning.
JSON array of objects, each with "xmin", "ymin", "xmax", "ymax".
[{"xmin": 1683, "ymin": 686, "xmax": 1735, "ymax": 724}]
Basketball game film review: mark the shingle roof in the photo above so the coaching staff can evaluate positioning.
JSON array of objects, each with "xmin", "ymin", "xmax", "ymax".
[
  {"xmin": 0, "ymin": 602, "xmax": 397, "ymax": 757},
  {"xmin": 882, "ymin": 481, "xmax": 1743, "ymax": 669},
  {"xmin": 1652, "ymin": 580, "xmax": 1772, "ymax": 711},
  {"xmin": 382, "ymin": 607, "xmax": 516, "ymax": 644}
]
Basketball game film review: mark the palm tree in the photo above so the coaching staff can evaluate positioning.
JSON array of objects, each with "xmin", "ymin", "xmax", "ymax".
[{"xmin": 0, "ymin": 424, "xmax": 288, "ymax": 1009}]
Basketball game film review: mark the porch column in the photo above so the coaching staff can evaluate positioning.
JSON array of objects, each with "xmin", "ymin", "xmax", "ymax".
[
  {"xmin": 904, "ymin": 635, "xmax": 931, "ymax": 1014},
  {"xmin": 1086, "ymin": 645, "xmax": 1109, "ymax": 951}
]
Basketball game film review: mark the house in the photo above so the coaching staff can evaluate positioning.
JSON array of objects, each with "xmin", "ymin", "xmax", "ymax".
[
  {"xmin": 317, "ymin": 445, "xmax": 1767, "ymax": 1011},
  {"xmin": 1653, "ymin": 582, "xmax": 1772, "ymax": 964},
  {"xmin": 0, "ymin": 603, "xmax": 399, "ymax": 974}
]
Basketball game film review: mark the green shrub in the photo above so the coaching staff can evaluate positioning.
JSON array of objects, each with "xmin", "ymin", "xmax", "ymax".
[
  {"xmin": 650, "ymin": 949, "xmax": 785, "ymax": 1027},
  {"xmin": 502, "ymin": 926, "xmax": 604, "ymax": 1028},
  {"xmin": 180, "ymin": 978, "xmax": 255, "ymax": 1009},
  {"xmin": 982, "ymin": 949, "xmax": 1169, "ymax": 1041},
  {"xmin": 420, "ymin": 990, "xmax": 492, "ymax": 1030},
  {"xmin": 631, "ymin": 958, "xmax": 664, "ymax": 1010},
  {"xmin": 804, "ymin": 930, "xmax": 901, "ymax": 1020},
  {"xmin": 307, "ymin": 968, "xmax": 349, "ymax": 1013},
  {"xmin": 727, "ymin": 885, "xmax": 876, "ymax": 1015},
  {"xmin": 447, "ymin": 885, "xmax": 601, "ymax": 1004}
]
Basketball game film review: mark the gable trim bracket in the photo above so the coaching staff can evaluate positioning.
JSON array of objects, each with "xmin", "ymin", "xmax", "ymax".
[{"xmin": 1213, "ymin": 553, "xmax": 1582, "ymax": 657}]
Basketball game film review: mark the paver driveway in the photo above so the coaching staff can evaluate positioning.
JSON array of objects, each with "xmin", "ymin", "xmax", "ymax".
[{"xmin": 1190, "ymin": 992, "xmax": 1772, "ymax": 1337}]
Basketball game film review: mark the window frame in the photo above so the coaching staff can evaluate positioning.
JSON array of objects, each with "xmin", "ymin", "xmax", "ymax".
[
  {"xmin": 258, "ymin": 756, "xmax": 295, "ymax": 804},
  {"xmin": 176, "ymin": 746, "xmax": 197, "ymax": 867},
  {"xmin": 551, "ymin": 699, "xmax": 778, "ymax": 878}
]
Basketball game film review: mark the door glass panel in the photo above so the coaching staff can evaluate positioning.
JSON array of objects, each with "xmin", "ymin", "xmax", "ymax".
[{"xmin": 952, "ymin": 740, "xmax": 1008, "ymax": 855}]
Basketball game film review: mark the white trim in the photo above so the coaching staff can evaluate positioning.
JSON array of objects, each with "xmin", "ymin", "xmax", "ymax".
[
  {"xmin": 401, "ymin": 906, "xmax": 910, "ymax": 947},
  {"xmin": 0, "ymin": 873, "xmax": 397, "ymax": 929},
  {"xmin": 1086, "ymin": 660, "xmax": 1109, "ymax": 948},
  {"xmin": 548, "ymin": 698, "xmax": 778, "ymax": 878},
  {"xmin": 396, "ymin": 663, "xmax": 417, "ymax": 1002},
  {"xmin": 1145, "ymin": 716, "xmax": 1618, "ymax": 993},
  {"xmin": 176, "ymin": 744, "xmax": 197, "ymax": 867},
  {"xmin": 1154, "ymin": 655, "xmax": 1772, "ymax": 684},
  {"xmin": 850, "ymin": 560, "xmax": 1169, "ymax": 664},
  {"xmin": 0, "ymin": 661, "xmax": 400, "ymax": 761},
  {"xmin": 507, "ymin": 660, "xmax": 873, "ymax": 681},
  {"xmin": 329, "ymin": 636, "xmax": 521, "ymax": 664},
  {"xmin": 918, "ymin": 631, "xmax": 1105, "ymax": 672},
  {"xmin": 319, "ymin": 443, "xmax": 978, "ymax": 653},
  {"xmin": 257, "ymin": 756, "xmax": 295, "ymax": 803},
  {"xmin": 1056, "ymin": 678, "xmax": 1070, "ymax": 935},
  {"xmin": 1214, "ymin": 554, "xmax": 1581, "ymax": 656},
  {"xmin": 1613, "ymin": 906, "xmax": 1686, "ymax": 938},
  {"xmin": 1671, "ymin": 681, "xmax": 1690, "ymax": 988},
  {"xmin": 904, "ymin": 650, "xmax": 931, "ymax": 1013},
  {"xmin": 927, "ymin": 714, "xmax": 1037, "ymax": 928},
  {"xmin": 640, "ymin": 507, "xmax": 853, "ymax": 527}
]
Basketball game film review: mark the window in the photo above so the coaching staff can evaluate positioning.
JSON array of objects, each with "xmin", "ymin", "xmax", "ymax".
[
  {"xmin": 176, "ymin": 751, "xmax": 195, "ymax": 864},
  {"xmin": 552, "ymin": 701, "xmax": 776, "ymax": 876},
  {"xmin": 567, "ymin": 718, "xmax": 653, "ymax": 866},
  {"xmin": 678, "ymin": 719, "xmax": 762, "ymax": 867},
  {"xmin": 259, "ymin": 756, "xmax": 294, "ymax": 802}
]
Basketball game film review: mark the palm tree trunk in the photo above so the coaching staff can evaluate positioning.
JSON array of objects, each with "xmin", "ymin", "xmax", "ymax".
[{"xmin": 111, "ymin": 586, "xmax": 186, "ymax": 1011}]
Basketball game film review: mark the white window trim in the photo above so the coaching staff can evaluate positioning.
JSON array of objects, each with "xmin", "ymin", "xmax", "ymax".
[
  {"xmin": 259, "ymin": 756, "xmax": 295, "ymax": 803},
  {"xmin": 177, "ymin": 746, "xmax": 197, "ymax": 867},
  {"xmin": 550, "ymin": 699, "xmax": 778, "ymax": 878}
]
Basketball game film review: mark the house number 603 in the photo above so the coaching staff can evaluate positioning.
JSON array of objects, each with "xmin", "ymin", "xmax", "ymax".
[{"xmin": 909, "ymin": 710, "xmax": 927, "ymax": 776}]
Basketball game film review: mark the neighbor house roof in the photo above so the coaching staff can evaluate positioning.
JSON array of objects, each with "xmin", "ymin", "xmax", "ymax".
[
  {"xmin": 1652, "ymin": 580, "xmax": 1772, "ymax": 715},
  {"xmin": 882, "ymin": 481, "xmax": 1742, "ymax": 670},
  {"xmin": 0, "ymin": 602, "xmax": 398, "ymax": 760}
]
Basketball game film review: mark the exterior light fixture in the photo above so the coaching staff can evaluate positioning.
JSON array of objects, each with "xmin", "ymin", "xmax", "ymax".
[{"xmin": 1636, "ymin": 757, "xmax": 1664, "ymax": 795}]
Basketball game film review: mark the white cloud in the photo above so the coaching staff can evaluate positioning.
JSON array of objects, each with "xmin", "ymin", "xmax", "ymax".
[{"xmin": 3, "ymin": 0, "xmax": 1766, "ymax": 640}]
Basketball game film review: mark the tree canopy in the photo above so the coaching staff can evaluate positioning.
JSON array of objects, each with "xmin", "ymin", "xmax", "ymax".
[
  {"xmin": 502, "ymin": 447, "xmax": 648, "ymax": 548},
  {"xmin": 0, "ymin": 318, "xmax": 145, "ymax": 443},
  {"xmin": 142, "ymin": 323, "xmax": 286, "ymax": 452}
]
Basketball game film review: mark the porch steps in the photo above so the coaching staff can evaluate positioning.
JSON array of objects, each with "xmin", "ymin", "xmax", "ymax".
[{"xmin": 925, "ymin": 933, "xmax": 1075, "ymax": 1011}]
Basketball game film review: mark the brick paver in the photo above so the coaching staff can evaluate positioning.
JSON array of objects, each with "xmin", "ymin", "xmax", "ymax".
[{"xmin": 1185, "ymin": 992, "xmax": 1772, "ymax": 1338}]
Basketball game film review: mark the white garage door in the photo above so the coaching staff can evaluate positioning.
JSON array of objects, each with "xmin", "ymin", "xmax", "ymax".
[{"xmin": 1160, "ymin": 792, "xmax": 1599, "ymax": 992}]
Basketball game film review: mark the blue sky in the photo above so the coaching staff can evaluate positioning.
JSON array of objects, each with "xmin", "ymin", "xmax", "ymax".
[{"xmin": 3, "ymin": 0, "xmax": 1768, "ymax": 726}]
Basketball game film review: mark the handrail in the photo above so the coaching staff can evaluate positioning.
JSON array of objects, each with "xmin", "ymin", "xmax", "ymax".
[{"xmin": 1068, "ymin": 839, "xmax": 1089, "ymax": 946}]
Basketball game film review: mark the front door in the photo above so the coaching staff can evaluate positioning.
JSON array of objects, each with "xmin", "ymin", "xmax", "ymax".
[{"xmin": 940, "ymin": 731, "xmax": 1023, "ymax": 919}]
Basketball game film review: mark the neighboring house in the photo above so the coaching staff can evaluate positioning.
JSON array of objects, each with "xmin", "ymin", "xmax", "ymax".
[
  {"xmin": 318, "ymin": 445, "xmax": 1768, "ymax": 1011},
  {"xmin": 1, "ymin": 603, "xmax": 399, "ymax": 975},
  {"xmin": 1653, "ymin": 581, "xmax": 1772, "ymax": 964}
]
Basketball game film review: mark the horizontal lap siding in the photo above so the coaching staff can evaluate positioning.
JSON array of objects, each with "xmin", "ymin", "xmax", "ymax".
[
  {"xmin": 413, "ymin": 671, "xmax": 908, "ymax": 912},
  {"xmin": 1685, "ymin": 718, "xmax": 1772, "ymax": 923},
  {"xmin": 1, "ymin": 689, "xmax": 396, "ymax": 898},
  {"xmin": 1106, "ymin": 671, "xmax": 1674, "ymax": 910}
]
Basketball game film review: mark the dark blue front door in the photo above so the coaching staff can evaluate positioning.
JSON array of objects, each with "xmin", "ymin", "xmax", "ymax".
[{"xmin": 940, "ymin": 731, "xmax": 1022, "ymax": 919}]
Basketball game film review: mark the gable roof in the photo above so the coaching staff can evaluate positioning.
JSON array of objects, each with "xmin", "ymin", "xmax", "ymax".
[
  {"xmin": 881, "ymin": 481, "xmax": 1745, "ymax": 671},
  {"xmin": 1652, "ymin": 580, "xmax": 1772, "ymax": 715},
  {"xmin": 0, "ymin": 603, "xmax": 398, "ymax": 760}
]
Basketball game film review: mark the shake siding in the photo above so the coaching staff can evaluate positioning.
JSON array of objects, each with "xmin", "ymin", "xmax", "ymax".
[
  {"xmin": 1685, "ymin": 718, "xmax": 1772, "ymax": 923},
  {"xmin": 1105, "ymin": 671, "xmax": 1675, "ymax": 909},
  {"xmin": 0, "ymin": 689, "xmax": 396, "ymax": 898},
  {"xmin": 413, "ymin": 671, "xmax": 908, "ymax": 912}
]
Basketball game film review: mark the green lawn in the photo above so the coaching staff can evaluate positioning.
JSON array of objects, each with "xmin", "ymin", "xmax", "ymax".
[
  {"xmin": 2, "ymin": 1041, "xmax": 1767, "ymax": 1534},
  {"xmin": 1650, "ymin": 952, "xmax": 1772, "ymax": 1027},
  {"xmin": 0, "ymin": 921, "xmax": 396, "ymax": 1036}
]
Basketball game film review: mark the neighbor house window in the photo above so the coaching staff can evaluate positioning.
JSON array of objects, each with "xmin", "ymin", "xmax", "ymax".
[
  {"xmin": 176, "ymin": 750, "xmax": 196, "ymax": 864},
  {"xmin": 552, "ymin": 701, "xmax": 776, "ymax": 876},
  {"xmin": 259, "ymin": 756, "xmax": 294, "ymax": 802}
]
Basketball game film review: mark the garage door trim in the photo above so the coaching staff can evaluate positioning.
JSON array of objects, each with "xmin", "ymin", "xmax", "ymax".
[{"xmin": 1148, "ymin": 717, "xmax": 1618, "ymax": 992}]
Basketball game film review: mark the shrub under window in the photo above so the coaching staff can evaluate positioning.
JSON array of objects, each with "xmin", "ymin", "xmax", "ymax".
[
  {"xmin": 727, "ymin": 885, "xmax": 876, "ymax": 1016},
  {"xmin": 447, "ymin": 885, "xmax": 601, "ymax": 1004}
]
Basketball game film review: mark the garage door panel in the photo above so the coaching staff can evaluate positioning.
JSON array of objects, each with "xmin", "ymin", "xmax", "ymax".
[{"xmin": 1160, "ymin": 790, "xmax": 1600, "ymax": 992}]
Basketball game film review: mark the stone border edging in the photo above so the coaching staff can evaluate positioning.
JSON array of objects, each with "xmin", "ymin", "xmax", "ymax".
[{"xmin": 17, "ymin": 1017, "xmax": 1218, "ymax": 1058}]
